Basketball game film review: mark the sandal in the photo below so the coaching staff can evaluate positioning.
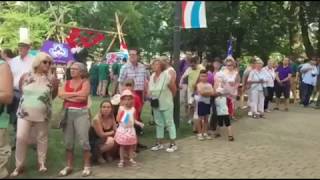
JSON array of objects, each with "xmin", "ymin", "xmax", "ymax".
[
  {"xmin": 58, "ymin": 166, "xmax": 73, "ymax": 177},
  {"xmin": 214, "ymin": 133, "xmax": 221, "ymax": 138},
  {"xmin": 228, "ymin": 136, "xmax": 234, "ymax": 141},
  {"xmin": 81, "ymin": 167, "xmax": 92, "ymax": 177},
  {"xmin": 38, "ymin": 164, "xmax": 47, "ymax": 173},
  {"xmin": 10, "ymin": 168, "xmax": 23, "ymax": 177},
  {"xmin": 118, "ymin": 160, "xmax": 124, "ymax": 168}
]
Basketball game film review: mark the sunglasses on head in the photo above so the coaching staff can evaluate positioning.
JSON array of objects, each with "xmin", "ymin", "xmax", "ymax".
[{"xmin": 42, "ymin": 61, "xmax": 52, "ymax": 65}]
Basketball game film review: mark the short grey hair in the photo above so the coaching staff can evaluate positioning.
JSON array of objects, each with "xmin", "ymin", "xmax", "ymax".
[{"xmin": 71, "ymin": 62, "xmax": 88, "ymax": 78}]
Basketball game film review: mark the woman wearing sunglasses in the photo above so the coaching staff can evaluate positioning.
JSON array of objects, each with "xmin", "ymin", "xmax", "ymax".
[{"xmin": 11, "ymin": 52, "xmax": 59, "ymax": 177}]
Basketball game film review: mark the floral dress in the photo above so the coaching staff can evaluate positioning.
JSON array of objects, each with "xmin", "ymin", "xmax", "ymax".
[
  {"xmin": 17, "ymin": 72, "xmax": 53, "ymax": 122},
  {"xmin": 114, "ymin": 107, "xmax": 137, "ymax": 145}
]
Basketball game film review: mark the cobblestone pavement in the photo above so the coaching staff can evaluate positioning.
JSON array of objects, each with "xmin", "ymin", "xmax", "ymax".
[{"xmin": 68, "ymin": 105, "xmax": 320, "ymax": 178}]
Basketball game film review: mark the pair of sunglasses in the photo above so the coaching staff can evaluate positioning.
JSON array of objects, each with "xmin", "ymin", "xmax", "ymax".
[{"xmin": 42, "ymin": 61, "xmax": 52, "ymax": 65}]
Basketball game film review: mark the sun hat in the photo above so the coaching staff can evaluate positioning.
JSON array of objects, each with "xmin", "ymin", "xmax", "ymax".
[
  {"xmin": 18, "ymin": 39, "xmax": 31, "ymax": 46},
  {"xmin": 120, "ymin": 89, "xmax": 133, "ymax": 99}
]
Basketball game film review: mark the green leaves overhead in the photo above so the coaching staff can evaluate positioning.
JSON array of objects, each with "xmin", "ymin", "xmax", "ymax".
[{"xmin": 0, "ymin": 1, "xmax": 319, "ymax": 63}]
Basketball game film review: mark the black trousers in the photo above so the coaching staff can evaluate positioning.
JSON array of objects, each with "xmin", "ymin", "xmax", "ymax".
[
  {"xmin": 209, "ymin": 97, "xmax": 218, "ymax": 131},
  {"xmin": 264, "ymin": 87, "xmax": 274, "ymax": 110},
  {"xmin": 301, "ymin": 82, "xmax": 314, "ymax": 106}
]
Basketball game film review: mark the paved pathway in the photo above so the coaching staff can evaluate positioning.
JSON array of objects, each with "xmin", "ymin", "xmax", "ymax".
[{"xmin": 69, "ymin": 105, "xmax": 320, "ymax": 178}]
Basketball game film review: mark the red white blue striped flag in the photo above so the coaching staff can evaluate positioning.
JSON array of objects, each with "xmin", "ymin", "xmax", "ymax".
[{"xmin": 182, "ymin": 1, "xmax": 207, "ymax": 29}]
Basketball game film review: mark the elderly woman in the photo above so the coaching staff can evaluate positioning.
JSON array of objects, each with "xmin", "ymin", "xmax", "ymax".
[
  {"xmin": 58, "ymin": 62, "xmax": 91, "ymax": 177},
  {"xmin": 215, "ymin": 57, "xmax": 240, "ymax": 120},
  {"xmin": 149, "ymin": 58, "xmax": 178, "ymax": 153},
  {"xmin": 274, "ymin": 57, "xmax": 292, "ymax": 111},
  {"xmin": 247, "ymin": 58, "xmax": 267, "ymax": 118},
  {"xmin": 262, "ymin": 59, "xmax": 276, "ymax": 112},
  {"xmin": 10, "ymin": 52, "xmax": 59, "ymax": 177},
  {"xmin": 0, "ymin": 59, "xmax": 13, "ymax": 178}
]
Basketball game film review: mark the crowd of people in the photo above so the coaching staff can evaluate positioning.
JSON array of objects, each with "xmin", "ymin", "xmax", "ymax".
[{"xmin": 0, "ymin": 38, "xmax": 320, "ymax": 178}]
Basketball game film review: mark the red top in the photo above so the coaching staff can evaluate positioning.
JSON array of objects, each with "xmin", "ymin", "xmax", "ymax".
[
  {"xmin": 133, "ymin": 92, "xmax": 142, "ymax": 121},
  {"xmin": 64, "ymin": 80, "xmax": 88, "ymax": 108}
]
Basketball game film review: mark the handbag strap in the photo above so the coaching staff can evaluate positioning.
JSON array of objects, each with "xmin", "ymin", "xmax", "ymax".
[{"xmin": 157, "ymin": 72, "xmax": 167, "ymax": 99}]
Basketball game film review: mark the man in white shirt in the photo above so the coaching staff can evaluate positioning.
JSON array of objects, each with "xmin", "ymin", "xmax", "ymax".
[
  {"xmin": 262, "ymin": 59, "xmax": 276, "ymax": 112},
  {"xmin": 300, "ymin": 58, "xmax": 318, "ymax": 107},
  {"xmin": 7, "ymin": 39, "xmax": 34, "ymax": 150}
]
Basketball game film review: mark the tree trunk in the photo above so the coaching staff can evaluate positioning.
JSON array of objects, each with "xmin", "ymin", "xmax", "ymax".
[
  {"xmin": 299, "ymin": 1, "xmax": 315, "ymax": 58},
  {"xmin": 234, "ymin": 27, "xmax": 244, "ymax": 58},
  {"xmin": 287, "ymin": 1, "xmax": 302, "ymax": 58},
  {"xmin": 317, "ymin": 18, "xmax": 320, "ymax": 56}
]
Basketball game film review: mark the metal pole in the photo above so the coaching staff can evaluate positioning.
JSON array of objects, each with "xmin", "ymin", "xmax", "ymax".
[{"xmin": 173, "ymin": 1, "xmax": 181, "ymax": 129}]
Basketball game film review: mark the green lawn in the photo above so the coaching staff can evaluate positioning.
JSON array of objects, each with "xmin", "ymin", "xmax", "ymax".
[{"xmin": 8, "ymin": 96, "xmax": 198, "ymax": 178}]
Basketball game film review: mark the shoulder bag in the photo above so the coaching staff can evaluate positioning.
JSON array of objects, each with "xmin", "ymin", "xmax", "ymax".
[{"xmin": 150, "ymin": 74, "xmax": 167, "ymax": 108}]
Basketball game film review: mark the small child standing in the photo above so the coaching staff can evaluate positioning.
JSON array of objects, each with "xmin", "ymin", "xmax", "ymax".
[
  {"xmin": 114, "ymin": 90, "xmax": 144, "ymax": 167},
  {"xmin": 195, "ymin": 70, "xmax": 214, "ymax": 140},
  {"xmin": 214, "ymin": 86, "xmax": 234, "ymax": 141}
]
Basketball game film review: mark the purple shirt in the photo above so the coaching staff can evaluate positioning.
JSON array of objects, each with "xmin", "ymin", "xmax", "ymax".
[
  {"xmin": 276, "ymin": 65, "xmax": 292, "ymax": 83},
  {"xmin": 179, "ymin": 59, "xmax": 189, "ymax": 84},
  {"xmin": 207, "ymin": 71, "xmax": 214, "ymax": 84}
]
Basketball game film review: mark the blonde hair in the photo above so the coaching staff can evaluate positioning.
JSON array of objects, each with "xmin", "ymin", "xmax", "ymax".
[
  {"xmin": 255, "ymin": 57, "xmax": 264, "ymax": 65},
  {"xmin": 151, "ymin": 58, "xmax": 166, "ymax": 71},
  {"xmin": 32, "ymin": 52, "xmax": 53, "ymax": 73},
  {"xmin": 224, "ymin": 56, "xmax": 236, "ymax": 66}
]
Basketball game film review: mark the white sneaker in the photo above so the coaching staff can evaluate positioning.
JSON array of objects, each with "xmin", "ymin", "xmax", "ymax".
[
  {"xmin": 265, "ymin": 109, "xmax": 271, "ymax": 113},
  {"xmin": 248, "ymin": 111, "xmax": 253, "ymax": 116},
  {"xmin": 150, "ymin": 144, "xmax": 164, "ymax": 151},
  {"xmin": 166, "ymin": 144, "xmax": 178, "ymax": 152},
  {"xmin": 197, "ymin": 134, "xmax": 204, "ymax": 141},
  {"xmin": 203, "ymin": 133, "xmax": 212, "ymax": 140}
]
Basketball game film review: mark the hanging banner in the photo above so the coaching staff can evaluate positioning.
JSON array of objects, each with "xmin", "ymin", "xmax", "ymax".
[
  {"xmin": 40, "ymin": 40, "xmax": 74, "ymax": 64},
  {"xmin": 65, "ymin": 28, "xmax": 105, "ymax": 48},
  {"xmin": 106, "ymin": 52, "xmax": 128, "ymax": 65},
  {"xmin": 182, "ymin": 1, "xmax": 207, "ymax": 29}
]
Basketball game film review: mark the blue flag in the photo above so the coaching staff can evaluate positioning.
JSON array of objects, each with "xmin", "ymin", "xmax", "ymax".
[
  {"xmin": 124, "ymin": 112, "xmax": 130, "ymax": 125},
  {"xmin": 40, "ymin": 40, "xmax": 74, "ymax": 64},
  {"xmin": 227, "ymin": 40, "xmax": 233, "ymax": 57}
]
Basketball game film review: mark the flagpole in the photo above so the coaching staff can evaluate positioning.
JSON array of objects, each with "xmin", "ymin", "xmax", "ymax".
[{"xmin": 173, "ymin": 1, "xmax": 181, "ymax": 129}]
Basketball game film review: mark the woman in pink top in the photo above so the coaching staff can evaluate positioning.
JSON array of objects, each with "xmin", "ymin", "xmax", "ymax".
[{"xmin": 215, "ymin": 57, "xmax": 240, "ymax": 120}]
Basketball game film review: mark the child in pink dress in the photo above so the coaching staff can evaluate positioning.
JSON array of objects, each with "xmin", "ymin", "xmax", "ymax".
[{"xmin": 114, "ymin": 90, "xmax": 144, "ymax": 167}]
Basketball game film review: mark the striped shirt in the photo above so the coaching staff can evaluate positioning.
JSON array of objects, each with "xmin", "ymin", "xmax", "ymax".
[{"xmin": 118, "ymin": 62, "xmax": 149, "ymax": 91}]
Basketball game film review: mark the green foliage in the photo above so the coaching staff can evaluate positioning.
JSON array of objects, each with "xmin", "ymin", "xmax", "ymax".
[
  {"xmin": 0, "ymin": 1, "xmax": 319, "ymax": 63},
  {"xmin": 0, "ymin": 11, "xmax": 50, "ymax": 49}
]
